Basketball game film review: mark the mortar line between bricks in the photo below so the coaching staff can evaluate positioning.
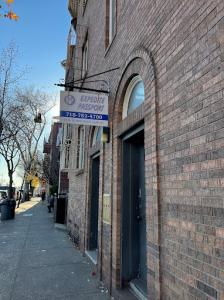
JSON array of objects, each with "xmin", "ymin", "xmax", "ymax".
[
  {"xmin": 164, "ymin": 249, "xmax": 224, "ymax": 286},
  {"xmin": 156, "ymin": 2, "xmax": 223, "ymax": 69},
  {"xmin": 164, "ymin": 268, "xmax": 217, "ymax": 300},
  {"xmin": 164, "ymin": 238, "xmax": 224, "ymax": 279}
]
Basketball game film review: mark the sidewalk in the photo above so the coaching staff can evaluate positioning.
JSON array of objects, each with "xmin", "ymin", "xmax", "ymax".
[{"xmin": 0, "ymin": 197, "xmax": 110, "ymax": 300}]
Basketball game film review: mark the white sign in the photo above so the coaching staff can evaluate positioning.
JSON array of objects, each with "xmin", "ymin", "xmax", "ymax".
[{"xmin": 60, "ymin": 91, "xmax": 108, "ymax": 126}]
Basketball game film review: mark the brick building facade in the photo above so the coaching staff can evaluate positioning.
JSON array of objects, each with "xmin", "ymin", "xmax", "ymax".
[
  {"xmin": 43, "ymin": 122, "xmax": 62, "ymax": 193},
  {"xmin": 62, "ymin": 1, "xmax": 224, "ymax": 299}
]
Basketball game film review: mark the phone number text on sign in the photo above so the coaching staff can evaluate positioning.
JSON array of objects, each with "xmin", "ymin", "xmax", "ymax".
[{"xmin": 61, "ymin": 111, "xmax": 108, "ymax": 121}]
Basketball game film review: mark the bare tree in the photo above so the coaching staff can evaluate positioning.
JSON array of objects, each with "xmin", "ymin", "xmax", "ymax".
[
  {"xmin": 9, "ymin": 87, "xmax": 55, "ymax": 200},
  {"xmin": 0, "ymin": 137, "xmax": 20, "ymax": 198},
  {"xmin": 0, "ymin": 42, "xmax": 25, "ymax": 142},
  {"xmin": 0, "ymin": 43, "xmax": 55, "ymax": 200}
]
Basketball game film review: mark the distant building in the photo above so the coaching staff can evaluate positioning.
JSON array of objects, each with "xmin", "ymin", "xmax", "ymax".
[
  {"xmin": 43, "ymin": 122, "xmax": 62, "ymax": 194},
  {"xmin": 59, "ymin": 1, "xmax": 224, "ymax": 299}
]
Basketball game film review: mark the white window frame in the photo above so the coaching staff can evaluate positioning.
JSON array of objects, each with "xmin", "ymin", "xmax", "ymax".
[
  {"xmin": 64, "ymin": 146, "xmax": 70, "ymax": 169},
  {"xmin": 92, "ymin": 127, "xmax": 103, "ymax": 146},
  {"xmin": 122, "ymin": 75, "xmax": 144, "ymax": 119},
  {"xmin": 82, "ymin": 39, "xmax": 88, "ymax": 78},
  {"xmin": 76, "ymin": 126, "xmax": 85, "ymax": 169},
  {"xmin": 67, "ymin": 124, "xmax": 73, "ymax": 140},
  {"xmin": 109, "ymin": 0, "xmax": 116, "ymax": 44},
  {"xmin": 64, "ymin": 124, "xmax": 72, "ymax": 169}
]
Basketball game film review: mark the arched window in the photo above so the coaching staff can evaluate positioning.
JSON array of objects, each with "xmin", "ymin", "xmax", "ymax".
[
  {"xmin": 92, "ymin": 127, "xmax": 103, "ymax": 146},
  {"xmin": 122, "ymin": 75, "xmax": 145, "ymax": 119}
]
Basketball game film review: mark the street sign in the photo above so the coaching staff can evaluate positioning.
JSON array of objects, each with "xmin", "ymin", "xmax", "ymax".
[{"xmin": 60, "ymin": 91, "xmax": 108, "ymax": 126}]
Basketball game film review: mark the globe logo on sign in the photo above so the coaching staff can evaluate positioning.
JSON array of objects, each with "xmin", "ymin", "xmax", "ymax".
[{"xmin": 64, "ymin": 95, "xmax": 76, "ymax": 105}]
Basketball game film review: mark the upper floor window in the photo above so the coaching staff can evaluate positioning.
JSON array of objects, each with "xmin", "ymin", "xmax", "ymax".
[
  {"xmin": 64, "ymin": 146, "xmax": 70, "ymax": 169},
  {"xmin": 82, "ymin": 38, "xmax": 88, "ymax": 78},
  {"xmin": 106, "ymin": 0, "xmax": 117, "ymax": 48},
  {"xmin": 66, "ymin": 124, "xmax": 73, "ymax": 140},
  {"xmin": 76, "ymin": 126, "xmax": 85, "ymax": 169},
  {"xmin": 64, "ymin": 124, "xmax": 72, "ymax": 169},
  {"xmin": 68, "ymin": 24, "xmax": 76, "ymax": 46},
  {"xmin": 109, "ymin": 0, "xmax": 116, "ymax": 43},
  {"xmin": 92, "ymin": 127, "xmax": 103, "ymax": 146},
  {"xmin": 122, "ymin": 75, "xmax": 145, "ymax": 119},
  {"xmin": 82, "ymin": 0, "xmax": 88, "ymax": 14}
]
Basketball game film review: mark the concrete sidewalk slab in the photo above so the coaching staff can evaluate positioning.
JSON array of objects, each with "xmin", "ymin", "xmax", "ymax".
[
  {"xmin": 0, "ymin": 198, "xmax": 110, "ymax": 300},
  {"xmin": 20, "ymin": 247, "xmax": 84, "ymax": 267}
]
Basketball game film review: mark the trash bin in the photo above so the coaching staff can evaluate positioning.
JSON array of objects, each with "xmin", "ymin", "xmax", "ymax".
[{"xmin": 0, "ymin": 199, "xmax": 16, "ymax": 221}]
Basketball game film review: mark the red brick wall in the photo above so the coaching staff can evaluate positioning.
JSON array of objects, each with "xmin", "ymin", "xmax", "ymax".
[
  {"xmin": 59, "ymin": 171, "xmax": 69, "ymax": 193},
  {"xmin": 67, "ymin": 1, "xmax": 224, "ymax": 299}
]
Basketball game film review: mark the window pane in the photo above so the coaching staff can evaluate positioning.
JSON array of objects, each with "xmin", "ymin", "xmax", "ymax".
[
  {"xmin": 109, "ymin": 0, "xmax": 116, "ymax": 43},
  {"xmin": 80, "ymin": 127, "xmax": 85, "ymax": 169},
  {"xmin": 111, "ymin": 0, "xmax": 116, "ymax": 39},
  {"xmin": 127, "ymin": 81, "xmax": 144, "ymax": 115},
  {"xmin": 92, "ymin": 127, "xmax": 102, "ymax": 146},
  {"xmin": 96, "ymin": 127, "xmax": 102, "ymax": 143},
  {"xmin": 82, "ymin": 39, "xmax": 88, "ymax": 78}
]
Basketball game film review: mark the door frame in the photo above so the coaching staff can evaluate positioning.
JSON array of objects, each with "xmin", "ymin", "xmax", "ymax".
[
  {"xmin": 120, "ymin": 124, "xmax": 146, "ymax": 286},
  {"xmin": 87, "ymin": 152, "xmax": 100, "ymax": 251}
]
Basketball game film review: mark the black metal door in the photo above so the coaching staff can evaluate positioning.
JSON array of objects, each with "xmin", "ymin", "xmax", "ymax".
[
  {"xmin": 89, "ymin": 155, "xmax": 100, "ymax": 250},
  {"xmin": 121, "ymin": 129, "xmax": 147, "ymax": 285}
]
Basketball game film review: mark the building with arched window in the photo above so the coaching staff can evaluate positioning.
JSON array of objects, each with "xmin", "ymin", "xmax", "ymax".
[{"xmin": 60, "ymin": 1, "xmax": 224, "ymax": 299}]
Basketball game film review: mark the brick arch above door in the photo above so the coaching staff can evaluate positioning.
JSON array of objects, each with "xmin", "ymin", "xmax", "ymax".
[
  {"xmin": 111, "ymin": 46, "xmax": 156, "ymax": 137},
  {"xmin": 110, "ymin": 46, "xmax": 162, "ymax": 298}
]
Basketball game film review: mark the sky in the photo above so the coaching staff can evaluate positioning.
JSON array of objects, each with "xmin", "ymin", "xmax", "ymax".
[{"xmin": 0, "ymin": 0, "xmax": 71, "ymax": 186}]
